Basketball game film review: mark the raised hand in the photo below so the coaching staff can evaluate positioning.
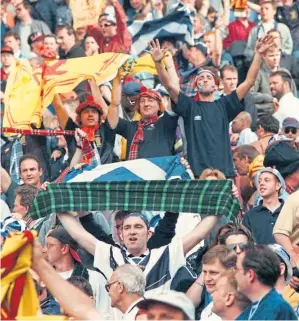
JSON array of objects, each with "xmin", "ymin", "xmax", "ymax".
[
  {"xmin": 256, "ymin": 34, "xmax": 275, "ymax": 54},
  {"xmin": 74, "ymin": 128, "xmax": 87, "ymax": 147},
  {"xmin": 148, "ymin": 39, "xmax": 167, "ymax": 62}
]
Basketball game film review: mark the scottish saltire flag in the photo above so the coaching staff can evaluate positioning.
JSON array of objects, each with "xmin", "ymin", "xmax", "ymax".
[
  {"xmin": 63, "ymin": 156, "xmax": 194, "ymax": 182},
  {"xmin": 128, "ymin": 9, "xmax": 193, "ymax": 56}
]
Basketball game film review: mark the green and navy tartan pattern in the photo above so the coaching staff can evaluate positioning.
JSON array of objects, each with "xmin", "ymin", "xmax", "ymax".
[{"xmin": 29, "ymin": 180, "xmax": 241, "ymax": 220}]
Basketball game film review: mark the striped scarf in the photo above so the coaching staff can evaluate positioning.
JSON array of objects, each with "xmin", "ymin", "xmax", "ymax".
[
  {"xmin": 9, "ymin": 138, "xmax": 23, "ymax": 184},
  {"xmin": 128, "ymin": 116, "xmax": 159, "ymax": 160}
]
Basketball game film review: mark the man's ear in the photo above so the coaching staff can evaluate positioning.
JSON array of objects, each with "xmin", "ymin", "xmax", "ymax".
[
  {"xmin": 147, "ymin": 230, "xmax": 153, "ymax": 240},
  {"xmin": 119, "ymin": 230, "xmax": 124, "ymax": 242}
]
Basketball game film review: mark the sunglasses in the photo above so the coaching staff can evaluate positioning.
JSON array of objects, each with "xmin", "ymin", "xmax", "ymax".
[
  {"xmin": 105, "ymin": 279, "xmax": 119, "ymax": 292},
  {"xmin": 284, "ymin": 127, "xmax": 297, "ymax": 135},
  {"xmin": 99, "ymin": 23, "xmax": 113, "ymax": 28},
  {"xmin": 227, "ymin": 242, "xmax": 247, "ymax": 251}
]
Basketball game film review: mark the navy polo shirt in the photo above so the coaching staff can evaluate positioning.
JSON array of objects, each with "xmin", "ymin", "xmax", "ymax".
[
  {"xmin": 242, "ymin": 200, "xmax": 284, "ymax": 244},
  {"xmin": 173, "ymin": 91, "xmax": 244, "ymax": 177},
  {"xmin": 236, "ymin": 288, "xmax": 297, "ymax": 320},
  {"xmin": 116, "ymin": 111, "xmax": 178, "ymax": 160}
]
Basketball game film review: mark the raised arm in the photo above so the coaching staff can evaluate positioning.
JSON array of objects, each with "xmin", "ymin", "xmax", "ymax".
[
  {"xmin": 149, "ymin": 39, "xmax": 180, "ymax": 104},
  {"xmin": 31, "ymin": 241, "xmax": 102, "ymax": 320},
  {"xmin": 107, "ymin": 73, "xmax": 122, "ymax": 129},
  {"xmin": 88, "ymin": 77, "xmax": 109, "ymax": 118},
  {"xmin": 236, "ymin": 35, "xmax": 275, "ymax": 101},
  {"xmin": 1, "ymin": 167, "xmax": 12, "ymax": 194},
  {"xmin": 186, "ymin": 272, "xmax": 205, "ymax": 307},
  {"xmin": 52, "ymin": 94, "xmax": 69, "ymax": 129},
  {"xmin": 183, "ymin": 215, "xmax": 221, "ymax": 256},
  {"xmin": 57, "ymin": 212, "xmax": 97, "ymax": 256}
]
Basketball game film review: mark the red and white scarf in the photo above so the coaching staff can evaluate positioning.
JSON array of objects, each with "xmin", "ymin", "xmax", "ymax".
[{"xmin": 128, "ymin": 116, "xmax": 159, "ymax": 160}]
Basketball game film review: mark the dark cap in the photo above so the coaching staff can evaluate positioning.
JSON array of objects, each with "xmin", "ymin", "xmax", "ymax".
[
  {"xmin": 48, "ymin": 227, "xmax": 81, "ymax": 262},
  {"xmin": 28, "ymin": 32, "xmax": 45, "ymax": 46},
  {"xmin": 1, "ymin": 46, "xmax": 14, "ymax": 55},
  {"xmin": 124, "ymin": 213, "xmax": 150, "ymax": 229},
  {"xmin": 123, "ymin": 81, "xmax": 142, "ymax": 96},
  {"xmin": 282, "ymin": 117, "xmax": 299, "ymax": 129},
  {"xmin": 188, "ymin": 42, "xmax": 208, "ymax": 57}
]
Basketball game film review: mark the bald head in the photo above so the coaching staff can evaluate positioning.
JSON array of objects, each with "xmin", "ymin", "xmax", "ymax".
[{"xmin": 232, "ymin": 112, "xmax": 252, "ymax": 133}]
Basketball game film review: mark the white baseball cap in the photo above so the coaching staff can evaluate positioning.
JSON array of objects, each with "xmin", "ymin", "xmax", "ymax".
[
  {"xmin": 268, "ymin": 244, "xmax": 293, "ymax": 283},
  {"xmin": 137, "ymin": 291, "xmax": 195, "ymax": 320}
]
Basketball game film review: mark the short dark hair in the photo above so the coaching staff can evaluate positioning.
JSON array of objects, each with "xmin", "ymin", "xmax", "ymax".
[
  {"xmin": 233, "ymin": 145, "xmax": 259, "ymax": 163},
  {"xmin": 44, "ymin": 34, "xmax": 58, "ymax": 43},
  {"xmin": 115, "ymin": 210, "xmax": 130, "ymax": 221},
  {"xmin": 242, "ymin": 245, "xmax": 281, "ymax": 287},
  {"xmin": 15, "ymin": 185, "xmax": 38, "ymax": 210},
  {"xmin": 257, "ymin": 115, "xmax": 280, "ymax": 134},
  {"xmin": 220, "ymin": 65, "xmax": 238, "ymax": 79},
  {"xmin": 207, "ymin": 6, "xmax": 217, "ymax": 14},
  {"xmin": 20, "ymin": 1, "xmax": 32, "ymax": 13},
  {"xmin": 67, "ymin": 276, "xmax": 93, "ymax": 297},
  {"xmin": 56, "ymin": 24, "xmax": 75, "ymax": 36},
  {"xmin": 4, "ymin": 31, "xmax": 20, "ymax": 41},
  {"xmin": 19, "ymin": 154, "xmax": 41, "ymax": 170},
  {"xmin": 270, "ymin": 70, "xmax": 293, "ymax": 89},
  {"xmin": 267, "ymin": 29, "xmax": 281, "ymax": 38}
]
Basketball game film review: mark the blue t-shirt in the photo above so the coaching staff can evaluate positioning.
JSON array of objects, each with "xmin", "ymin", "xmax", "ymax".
[{"xmin": 236, "ymin": 288, "xmax": 297, "ymax": 320}]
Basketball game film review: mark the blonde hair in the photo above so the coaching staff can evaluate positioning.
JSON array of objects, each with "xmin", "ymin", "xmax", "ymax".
[{"xmin": 200, "ymin": 168, "xmax": 226, "ymax": 180}]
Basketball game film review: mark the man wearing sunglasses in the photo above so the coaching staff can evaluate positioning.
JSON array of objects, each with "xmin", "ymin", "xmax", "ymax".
[
  {"xmin": 87, "ymin": 0, "xmax": 132, "ymax": 54},
  {"xmin": 282, "ymin": 117, "xmax": 299, "ymax": 145}
]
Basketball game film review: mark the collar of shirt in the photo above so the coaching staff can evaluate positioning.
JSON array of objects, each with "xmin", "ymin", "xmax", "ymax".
[
  {"xmin": 256, "ymin": 199, "xmax": 284, "ymax": 213},
  {"xmin": 126, "ymin": 249, "xmax": 150, "ymax": 258},
  {"xmin": 123, "ymin": 298, "xmax": 144, "ymax": 317}
]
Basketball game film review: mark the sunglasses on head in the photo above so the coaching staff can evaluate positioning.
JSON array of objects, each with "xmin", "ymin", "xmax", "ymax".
[
  {"xmin": 284, "ymin": 127, "xmax": 297, "ymax": 134},
  {"xmin": 227, "ymin": 242, "xmax": 247, "ymax": 251}
]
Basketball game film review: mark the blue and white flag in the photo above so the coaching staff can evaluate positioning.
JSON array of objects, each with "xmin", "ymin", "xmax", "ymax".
[
  {"xmin": 63, "ymin": 156, "xmax": 193, "ymax": 182},
  {"xmin": 128, "ymin": 9, "xmax": 193, "ymax": 56}
]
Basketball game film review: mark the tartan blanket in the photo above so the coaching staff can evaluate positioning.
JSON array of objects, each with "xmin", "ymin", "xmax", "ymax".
[{"xmin": 29, "ymin": 180, "xmax": 241, "ymax": 220}]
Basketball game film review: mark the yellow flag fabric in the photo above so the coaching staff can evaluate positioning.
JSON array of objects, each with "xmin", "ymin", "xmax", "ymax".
[
  {"xmin": 132, "ymin": 52, "xmax": 171, "ymax": 75},
  {"xmin": 1, "ymin": 231, "xmax": 40, "ymax": 320},
  {"xmin": 42, "ymin": 53, "xmax": 129, "ymax": 109},
  {"xmin": 69, "ymin": 0, "xmax": 105, "ymax": 29},
  {"xmin": 3, "ymin": 59, "xmax": 43, "ymax": 131}
]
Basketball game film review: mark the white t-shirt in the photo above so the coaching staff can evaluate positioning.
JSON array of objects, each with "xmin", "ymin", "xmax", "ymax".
[
  {"xmin": 58, "ymin": 270, "xmax": 73, "ymax": 280},
  {"xmin": 93, "ymin": 237, "xmax": 185, "ymax": 296},
  {"xmin": 237, "ymin": 128, "xmax": 258, "ymax": 146},
  {"xmin": 201, "ymin": 302, "xmax": 223, "ymax": 321}
]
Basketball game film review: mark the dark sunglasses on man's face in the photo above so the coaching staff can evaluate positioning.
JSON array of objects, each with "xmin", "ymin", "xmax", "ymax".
[
  {"xmin": 99, "ymin": 23, "xmax": 112, "ymax": 28},
  {"xmin": 227, "ymin": 242, "xmax": 247, "ymax": 251},
  {"xmin": 284, "ymin": 127, "xmax": 297, "ymax": 135}
]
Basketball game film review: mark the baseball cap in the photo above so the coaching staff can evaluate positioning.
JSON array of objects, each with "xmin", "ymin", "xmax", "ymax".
[
  {"xmin": 124, "ymin": 213, "xmax": 150, "ymax": 230},
  {"xmin": 99, "ymin": 6, "xmax": 116, "ymax": 24},
  {"xmin": 1, "ymin": 46, "xmax": 14, "ymax": 55},
  {"xmin": 188, "ymin": 42, "xmax": 208, "ymax": 57},
  {"xmin": 282, "ymin": 117, "xmax": 299, "ymax": 129},
  {"xmin": 268, "ymin": 244, "xmax": 293, "ymax": 283},
  {"xmin": 137, "ymin": 291, "xmax": 195, "ymax": 320},
  {"xmin": 48, "ymin": 227, "xmax": 81, "ymax": 263},
  {"xmin": 123, "ymin": 81, "xmax": 142, "ymax": 96},
  {"xmin": 257, "ymin": 167, "xmax": 286, "ymax": 192},
  {"xmin": 155, "ymin": 84, "xmax": 169, "ymax": 96},
  {"xmin": 28, "ymin": 32, "xmax": 45, "ymax": 46}
]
